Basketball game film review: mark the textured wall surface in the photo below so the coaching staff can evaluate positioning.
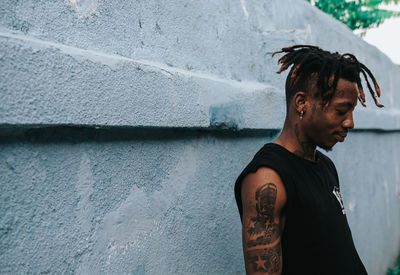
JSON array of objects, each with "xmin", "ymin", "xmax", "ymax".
[{"xmin": 1, "ymin": 0, "xmax": 399, "ymax": 274}]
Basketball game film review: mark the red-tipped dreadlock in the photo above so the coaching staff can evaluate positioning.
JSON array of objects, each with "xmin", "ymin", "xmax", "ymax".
[{"xmin": 272, "ymin": 45, "xmax": 384, "ymax": 108}]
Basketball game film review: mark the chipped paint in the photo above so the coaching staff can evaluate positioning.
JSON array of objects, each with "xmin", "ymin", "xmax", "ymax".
[
  {"xmin": 240, "ymin": 0, "xmax": 249, "ymax": 19},
  {"xmin": 66, "ymin": 0, "xmax": 97, "ymax": 18}
]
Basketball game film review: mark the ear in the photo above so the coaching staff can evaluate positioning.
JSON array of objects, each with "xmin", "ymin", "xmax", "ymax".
[{"xmin": 293, "ymin": 91, "xmax": 307, "ymax": 113}]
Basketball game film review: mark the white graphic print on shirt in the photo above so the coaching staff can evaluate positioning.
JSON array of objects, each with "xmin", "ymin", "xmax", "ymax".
[{"xmin": 332, "ymin": 186, "xmax": 346, "ymax": 215}]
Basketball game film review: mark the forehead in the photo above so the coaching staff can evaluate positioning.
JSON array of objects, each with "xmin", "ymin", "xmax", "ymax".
[{"xmin": 330, "ymin": 78, "xmax": 358, "ymax": 105}]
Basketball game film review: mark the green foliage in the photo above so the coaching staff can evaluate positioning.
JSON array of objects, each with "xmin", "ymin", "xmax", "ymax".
[
  {"xmin": 307, "ymin": 0, "xmax": 400, "ymax": 30},
  {"xmin": 387, "ymin": 254, "xmax": 400, "ymax": 275}
]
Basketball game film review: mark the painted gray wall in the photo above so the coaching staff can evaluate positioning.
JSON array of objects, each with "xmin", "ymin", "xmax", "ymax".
[{"xmin": 1, "ymin": 0, "xmax": 399, "ymax": 274}]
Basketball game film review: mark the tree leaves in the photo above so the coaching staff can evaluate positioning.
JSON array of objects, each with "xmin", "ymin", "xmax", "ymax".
[{"xmin": 307, "ymin": 0, "xmax": 400, "ymax": 30}]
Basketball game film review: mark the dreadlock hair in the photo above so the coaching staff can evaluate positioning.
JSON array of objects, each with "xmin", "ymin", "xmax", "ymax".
[{"xmin": 272, "ymin": 45, "xmax": 384, "ymax": 111}]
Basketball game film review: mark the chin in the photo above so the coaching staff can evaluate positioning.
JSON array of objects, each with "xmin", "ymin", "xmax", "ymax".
[
  {"xmin": 318, "ymin": 143, "xmax": 334, "ymax": 152},
  {"xmin": 320, "ymin": 147, "xmax": 333, "ymax": 153}
]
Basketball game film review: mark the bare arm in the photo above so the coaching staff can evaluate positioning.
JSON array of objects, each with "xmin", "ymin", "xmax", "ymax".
[{"xmin": 241, "ymin": 167, "xmax": 287, "ymax": 275}]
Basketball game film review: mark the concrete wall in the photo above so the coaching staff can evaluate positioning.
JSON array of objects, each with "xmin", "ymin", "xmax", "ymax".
[{"xmin": 1, "ymin": 0, "xmax": 399, "ymax": 274}]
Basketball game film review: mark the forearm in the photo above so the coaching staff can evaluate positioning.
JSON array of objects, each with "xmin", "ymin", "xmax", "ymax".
[{"xmin": 243, "ymin": 234, "xmax": 282, "ymax": 274}]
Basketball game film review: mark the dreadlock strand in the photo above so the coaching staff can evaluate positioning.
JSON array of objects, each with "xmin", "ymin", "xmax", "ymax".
[
  {"xmin": 372, "ymin": 95, "xmax": 384, "ymax": 108},
  {"xmin": 358, "ymin": 85, "xmax": 367, "ymax": 104},
  {"xmin": 332, "ymin": 54, "xmax": 347, "ymax": 89},
  {"xmin": 360, "ymin": 63, "xmax": 382, "ymax": 97},
  {"xmin": 315, "ymin": 58, "xmax": 333, "ymax": 98},
  {"xmin": 360, "ymin": 69, "xmax": 384, "ymax": 108},
  {"xmin": 282, "ymin": 45, "xmax": 320, "ymax": 52},
  {"xmin": 341, "ymin": 53, "xmax": 359, "ymax": 62},
  {"xmin": 291, "ymin": 55, "xmax": 324, "ymax": 87},
  {"xmin": 277, "ymin": 55, "xmax": 287, "ymax": 64},
  {"xmin": 340, "ymin": 53, "xmax": 371, "ymax": 106},
  {"xmin": 274, "ymin": 45, "xmax": 320, "ymax": 65},
  {"xmin": 287, "ymin": 52, "xmax": 317, "ymax": 76},
  {"xmin": 272, "ymin": 50, "xmax": 283, "ymax": 58},
  {"xmin": 278, "ymin": 51, "xmax": 299, "ymax": 67},
  {"xmin": 357, "ymin": 83, "xmax": 367, "ymax": 107},
  {"xmin": 276, "ymin": 62, "xmax": 291, "ymax": 74},
  {"xmin": 358, "ymin": 94, "xmax": 367, "ymax": 107},
  {"xmin": 276, "ymin": 50, "xmax": 312, "ymax": 74}
]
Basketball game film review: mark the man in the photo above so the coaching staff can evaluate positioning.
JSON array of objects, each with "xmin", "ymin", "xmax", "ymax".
[{"xmin": 234, "ymin": 45, "xmax": 383, "ymax": 275}]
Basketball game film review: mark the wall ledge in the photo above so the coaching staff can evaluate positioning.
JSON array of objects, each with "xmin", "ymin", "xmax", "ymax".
[{"xmin": 1, "ymin": 29, "xmax": 399, "ymax": 131}]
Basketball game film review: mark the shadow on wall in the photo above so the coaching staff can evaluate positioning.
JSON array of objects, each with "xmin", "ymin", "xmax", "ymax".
[{"xmin": 0, "ymin": 126, "xmax": 280, "ymax": 143}]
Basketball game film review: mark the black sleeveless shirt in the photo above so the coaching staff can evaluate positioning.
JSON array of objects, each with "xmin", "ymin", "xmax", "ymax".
[{"xmin": 234, "ymin": 143, "xmax": 367, "ymax": 275}]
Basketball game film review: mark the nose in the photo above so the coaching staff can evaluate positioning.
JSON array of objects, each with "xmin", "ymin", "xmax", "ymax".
[{"xmin": 342, "ymin": 112, "xmax": 354, "ymax": 129}]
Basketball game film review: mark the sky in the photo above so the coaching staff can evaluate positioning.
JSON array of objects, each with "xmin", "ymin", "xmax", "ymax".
[{"xmin": 360, "ymin": 3, "xmax": 400, "ymax": 65}]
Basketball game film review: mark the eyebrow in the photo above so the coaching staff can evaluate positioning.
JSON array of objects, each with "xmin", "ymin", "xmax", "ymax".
[{"xmin": 336, "ymin": 102, "xmax": 355, "ymax": 108}]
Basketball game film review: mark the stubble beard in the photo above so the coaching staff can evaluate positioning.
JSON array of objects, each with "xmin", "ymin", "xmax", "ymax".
[{"xmin": 318, "ymin": 144, "xmax": 333, "ymax": 152}]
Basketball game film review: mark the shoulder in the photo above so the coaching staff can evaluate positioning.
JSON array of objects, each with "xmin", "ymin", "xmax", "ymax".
[
  {"xmin": 256, "ymin": 143, "xmax": 286, "ymax": 158},
  {"xmin": 316, "ymin": 150, "xmax": 339, "ymax": 183},
  {"xmin": 316, "ymin": 150, "xmax": 332, "ymax": 162},
  {"xmin": 234, "ymin": 144, "xmax": 290, "ymax": 220},
  {"xmin": 316, "ymin": 150, "xmax": 337, "ymax": 170},
  {"xmin": 235, "ymin": 144, "xmax": 285, "ymax": 198},
  {"xmin": 241, "ymin": 167, "xmax": 287, "ymax": 212},
  {"xmin": 242, "ymin": 167, "xmax": 283, "ymax": 189}
]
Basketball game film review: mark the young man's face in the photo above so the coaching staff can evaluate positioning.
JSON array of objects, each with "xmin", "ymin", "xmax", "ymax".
[{"xmin": 303, "ymin": 78, "xmax": 359, "ymax": 151}]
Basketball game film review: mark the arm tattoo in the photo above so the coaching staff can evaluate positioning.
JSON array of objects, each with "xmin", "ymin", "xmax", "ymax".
[
  {"xmin": 246, "ymin": 241, "xmax": 281, "ymax": 274},
  {"xmin": 247, "ymin": 183, "xmax": 279, "ymax": 247}
]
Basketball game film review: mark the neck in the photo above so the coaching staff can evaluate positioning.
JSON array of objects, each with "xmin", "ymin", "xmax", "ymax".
[{"xmin": 274, "ymin": 118, "xmax": 317, "ymax": 161}]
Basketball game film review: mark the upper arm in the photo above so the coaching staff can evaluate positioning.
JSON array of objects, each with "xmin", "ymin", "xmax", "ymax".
[{"xmin": 241, "ymin": 167, "xmax": 287, "ymax": 275}]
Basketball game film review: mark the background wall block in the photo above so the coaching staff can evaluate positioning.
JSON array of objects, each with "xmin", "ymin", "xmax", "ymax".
[{"xmin": 1, "ymin": 0, "xmax": 399, "ymax": 274}]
